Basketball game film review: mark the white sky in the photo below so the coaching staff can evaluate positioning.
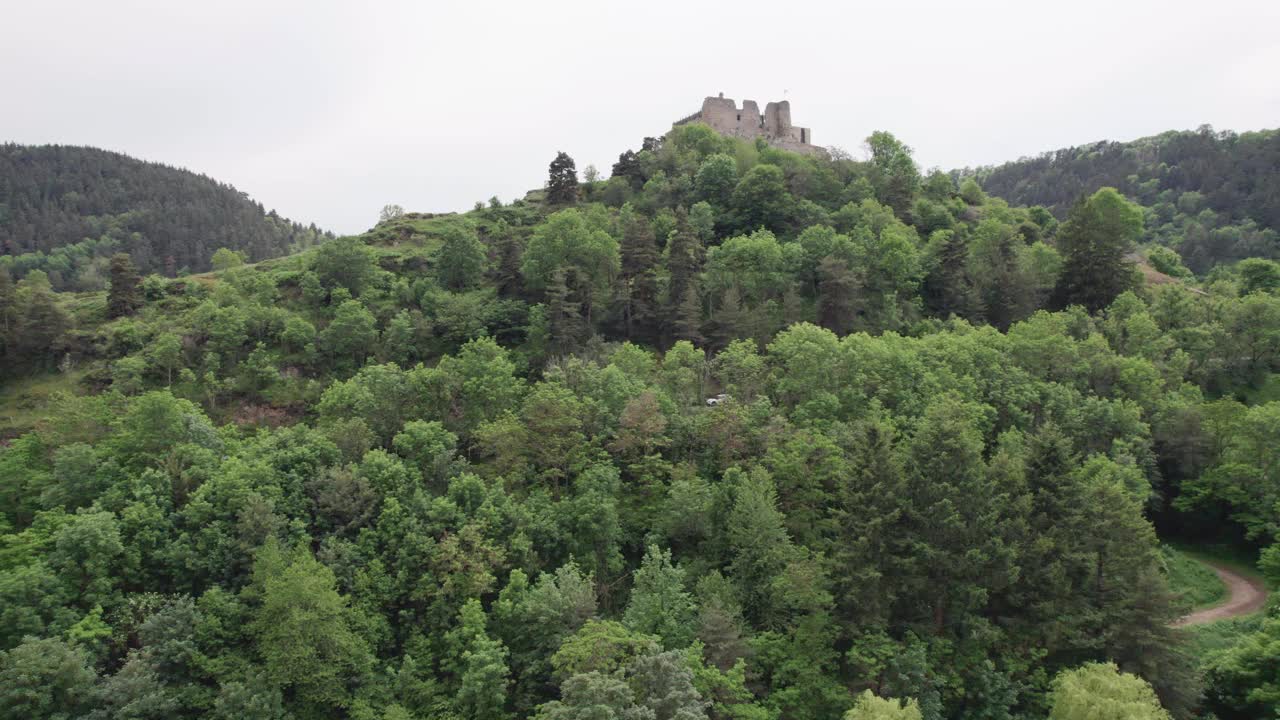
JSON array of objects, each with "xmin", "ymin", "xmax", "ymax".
[{"xmin": 4, "ymin": 0, "xmax": 1279, "ymax": 235}]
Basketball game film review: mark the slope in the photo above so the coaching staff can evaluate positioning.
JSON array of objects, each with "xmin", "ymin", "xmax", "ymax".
[{"xmin": 0, "ymin": 144, "xmax": 330, "ymax": 289}]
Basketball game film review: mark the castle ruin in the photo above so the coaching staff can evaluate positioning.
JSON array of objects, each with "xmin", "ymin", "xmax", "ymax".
[{"xmin": 672, "ymin": 93, "xmax": 825, "ymax": 157}]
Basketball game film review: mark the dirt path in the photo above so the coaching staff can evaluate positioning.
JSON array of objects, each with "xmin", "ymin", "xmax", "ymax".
[{"xmin": 1172, "ymin": 562, "xmax": 1268, "ymax": 628}]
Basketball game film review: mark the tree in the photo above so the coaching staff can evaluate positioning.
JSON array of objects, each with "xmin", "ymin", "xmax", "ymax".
[
  {"xmin": 547, "ymin": 152, "xmax": 580, "ymax": 206},
  {"xmin": 0, "ymin": 636, "xmax": 97, "ymax": 720},
  {"xmin": 1203, "ymin": 614, "xmax": 1280, "ymax": 718},
  {"xmin": 865, "ymin": 131, "xmax": 920, "ymax": 220},
  {"xmin": 695, "ymin": 154, "xmax": 738, "ymax": 208},
  {"xmin": 666, "ymin": 212, "xmax": 704, "ymax": 346},
  {"xmin": 312, "ymin": 236, "xmax": 378, "ymax": 296},
  {"xmin": 321, "ymin": 299, "xmax": 378, "ymax": 371},
  {"xmin": 379, "ymin": 204, "xmax": 405, "ymax": 223},
  {"xmin": 437, "ymin": 223, "xmax": 488, "ymax": 291},
  {"xmin": 624, "ymin": 544, "xmax": 697, "ymax": 650},
  {"xmin": 249, "ymin": 542, "xmax": 372, "ymax": 713},
  {"xmin": 618, "ymin": 206, "xmax": 661, "ymax": 343},
  {"xmin": 534, "ymin": 671, "xmax": 651, "ymax": 720},
  {"xmin": 727, "ymin": 467, "xmax": 795, "ymax": 626},
  {"xmin": 522, "ymin": 209, "xmax": 620, "ymax": 331},
  {"xmin": 108, "ymin": 252, "xmax": 142, "ymax": 318},
  {"xmin": 1048, "ymin": 663, "xmax": 1169, "ymax": 720},
  {"xmin": 731, "ymin": 164, "xmax": 793, "ymax": 234},
  {"xmin": 612, "ymin": 150, "xmax": 645, "ymax": 191},
  {"xmin": 211, "ymin": 247, "xmax": 247, "ymax": 271},
  {"xmin": 13, "ymin": 277, "xmax": 69, "ymax": 369},
  {"xmin": 844, "ymin": 690, "xmax": 923, "ymax": 720},
  {"xmin": 922, "ymin": 230, "xmax": 980, "ymax": 321},
  {"xmin": 147, "ymin": 332, "xmax": 183, "ymax": 386},
  {"xmin": 817, "ymin": 256, "xmax": 857, "ymax": 335},
  {"xmin": 1052, "ymin": 188, "xmax": 1143, "ymax": 312},
  {"xmin": 627, "ymin": 650, "xmax": 710, "ymax": 720},
  {"xmin": 454, "ymin": 600, "xmax": 513, "ymax": 720},
  {"xmin": 900, "ymin": 395, "xmax": 1018, "ymax": 634}
]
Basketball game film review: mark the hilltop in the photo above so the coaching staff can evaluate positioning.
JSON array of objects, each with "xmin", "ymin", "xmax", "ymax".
[
  {"xmin": 0, "ymin": 144, "xmax": 330, "ymax": 289},
  {"xmin": 959, "ymin": 126, "xmax": 1280, "ymax": 273},
  {"xmin": 0, "ymin": 122, "xmax": 1278, "ymax": 720}
]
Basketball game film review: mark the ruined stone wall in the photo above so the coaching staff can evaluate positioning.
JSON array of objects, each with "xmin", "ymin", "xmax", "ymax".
[{"xmin": 673, "ymin": 94, "xmax": 824, "ymax": 157}]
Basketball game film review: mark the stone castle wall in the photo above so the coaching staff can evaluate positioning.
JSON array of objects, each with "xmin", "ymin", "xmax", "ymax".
[{"xmin": 673, "ymin": 94, "xmax": 824, "ymax": 157}]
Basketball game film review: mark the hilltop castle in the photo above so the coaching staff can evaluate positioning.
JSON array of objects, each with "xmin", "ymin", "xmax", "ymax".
[{"xmin": 672, "ymin": 93, "xmax": 825, "ymax": 157}]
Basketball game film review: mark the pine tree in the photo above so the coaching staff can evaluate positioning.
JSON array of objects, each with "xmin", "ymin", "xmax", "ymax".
[
  {"xmin": 817, "ymin": 256, "xmax": 858, "ymax": 335},
  {"xmin": 672, "ymin": 284, "xmax": 705, "ymax": 346},
  {"xmin": 727, "ymin": 468, "xmax": 795, "ymax": 627},
  {"xmin": 665, "ymin": 210, "xmax": 703, "ymax": 345},
  {"xmin": 707, "ymin": 287, "xmax": 747, "ymax": 350},
  {"xmin": 611, "ymin": 150, "xmax": 644, "ymax": 190},
  {"xmin": 618, "ymin": 208, "xmax": 660, "ymax": 343},
  {"xmin": 546, "ymin": 152, "xmax": 579, "ymax": 206},
  {"xmin": 922, "ymin": 230, "xmax": 980, "ymax": 320},
  {"xmin": 492, "ymin": 222, "xmax": 524, "ymax": 298},
  {"xmin": 546, "ymin": 268, "xmax": 584, "ymax": 356},
  {"xmin": 107, "ymin": 253, "xmax": 141, "ymax": 318},
  {"xmin": 833, "ymin": 418, "xmax": 907, "ymax": 628},
  {"xmin": 623, "ymin": 544, "xmax": 696, "ymax": 650},
  {"xmin": 1052, "ymin": 188, "xmax": 1143, "ymax": 312}
]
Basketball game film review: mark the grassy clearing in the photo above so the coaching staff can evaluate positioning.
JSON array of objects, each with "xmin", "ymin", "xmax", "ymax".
[
  {"xmin": 1161, "ymin": 545, "xmax": 1228, "ymax": 610},
  {"xmin": 1168, "ymin": 541, "xmax": 1266, "ymax": 586},
  {"xmin": 1184, "ymin": 613, "xmax": 1266, "ymax": 658},
  {"xmin": 0, "ymin": 369, "xmax": 89, "ymax": 439}
]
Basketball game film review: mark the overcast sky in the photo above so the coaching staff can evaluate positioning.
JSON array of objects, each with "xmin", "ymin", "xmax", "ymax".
[{"xmin": 5, "ymin": 0, "xmax": 1279, "ymax": 235}]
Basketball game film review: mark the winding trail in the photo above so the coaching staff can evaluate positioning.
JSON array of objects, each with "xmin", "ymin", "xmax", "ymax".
[{"xmin": 1172, "ymin": 562, "xmax": 1268, "ymax": 628}]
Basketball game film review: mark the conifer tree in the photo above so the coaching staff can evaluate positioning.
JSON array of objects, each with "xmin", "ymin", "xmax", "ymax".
[
  {"xmin": 623, "ymin": 544, "xmax": 696, "ymax": 650},
  {"xmin": 1052, "ymin": 188, "xmax": 1143, "ymax": 312},
  {"xmin": 817, "ymin": 255, "xmax": 857, "ymax": 335},
  {"xmin": 546, "ymin": 268, "xmax": 584, "ymax": 356},
  {"xmin": 107, "ymin": 252, "xmax": 141, "ymax": 318},
  {"xmin": 618, "ymin": 207, "xmax": 660, "ymax": 343},
  {"xmin": 546, "ymin": 152, "xmax": 579, "ymax": 206},
  {"xmin": 672, "ymin": 284, "xmax": 705, "ymax": 346}
]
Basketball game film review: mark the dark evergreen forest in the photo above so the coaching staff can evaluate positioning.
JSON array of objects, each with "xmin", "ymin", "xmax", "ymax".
[{"xmin": 0, "ymin": 145, "xmax": 331, "ymax": 289}]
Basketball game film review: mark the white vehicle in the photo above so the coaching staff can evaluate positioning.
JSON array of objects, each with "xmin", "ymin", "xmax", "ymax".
[{"xmin": 705, "ymin": 393, "xmax": 730, "ymax": 406}]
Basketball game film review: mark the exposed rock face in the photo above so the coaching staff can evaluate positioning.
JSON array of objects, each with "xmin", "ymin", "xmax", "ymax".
[{"xmin": 673, "ymin": 93, "xmax": 825, "ymax": 157}]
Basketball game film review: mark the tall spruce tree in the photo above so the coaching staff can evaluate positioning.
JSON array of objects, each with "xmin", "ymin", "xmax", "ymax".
[
  {"xmin": 1052, "ymin": 188, "xmax": 1143, "ymax": 312},
  {"xmin": 546, "ymin": 152, "xmax": 579, "ymax": 206},
  {"xmin": 107, "ymin": 253, "xmax": 141, "ymax": 318},
  {"xmin": 617, "ymin": 206, "xmax": 660, "ymax": 343}
]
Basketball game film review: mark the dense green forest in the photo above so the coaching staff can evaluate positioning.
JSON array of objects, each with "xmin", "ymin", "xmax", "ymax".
[
  {"xmin": 0, "ymin": 145, "xmax": 331, "ymax": 289},
  {"xmin": 961, "ymin": 126, "xmax": 1280, "ymax": 274},
  {"xmin": 2, "ymin": 125, "xmax": 1278, "ymax": 720}
]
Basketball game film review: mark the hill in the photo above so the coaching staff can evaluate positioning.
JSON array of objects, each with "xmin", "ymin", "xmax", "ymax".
[
  {"xmin": 0, "ymin": 144, "xmax": 330, "ymax": 289},
  {"xmin": 961, "ymin": 126, "xmax": 1280, "ymax": 273},
  {"xmin": 1, "ymin": 125, "xmax": 1278, "ymax": 720}
]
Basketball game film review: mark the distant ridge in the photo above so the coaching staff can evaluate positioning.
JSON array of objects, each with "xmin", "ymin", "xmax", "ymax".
[{"xmin": 0, "ymin": 144, "xmax": 329, "ymax": 288}]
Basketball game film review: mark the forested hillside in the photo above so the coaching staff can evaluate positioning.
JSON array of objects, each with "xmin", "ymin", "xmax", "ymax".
[
  {"xmin": 0, "ymin": 145, "xmax": 331, "ymax": 289},
  {"xmin": 2, "ymin": 125, "xmax": 1278, "ymax": 720},
  {"xmin": 962, "ymin": 126, "xmax": 1280, "ymax": 273}
]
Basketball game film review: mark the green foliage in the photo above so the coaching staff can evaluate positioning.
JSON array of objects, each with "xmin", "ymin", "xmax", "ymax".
[
  {"xmin": 8, "ymin": 122, "xmax": 1280, "ymax": 720},
  {"xmin": 548, "ymin": 152, "xmax": 580, "ymax": 206},
  {"xmin": 0, "ymin": 636, "xmax": 97, "ymax": 720},
  {"xmin": 1048, "ymin": 662, "xmax": 1170, "ymax": 720},
  {"xmin": 844, "ymin": 690, "xmax": 923, "ymax": 720},
  {"xmin": 1053, "ymin": 188, "xmax": 1144, "ymax": 312},
  {"xmin": 0, "ymin": 145, "xmax": 330, "ymax": 281},
  {"xmin": 249, "ymin": 541, "xmax": 372, "ymax": 713}
]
